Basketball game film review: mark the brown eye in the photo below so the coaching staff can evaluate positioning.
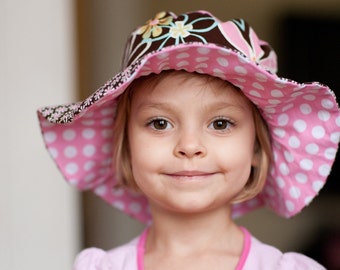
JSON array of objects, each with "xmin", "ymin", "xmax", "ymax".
[
  {"xmin": 213, "ymin": 120, "xmax": 228, "ymax": 129},
  {"xmin": 209, "ymin": 118, "xmax": 233, "ymax": 130},
  {"xmin": 150, "ymin": 119, "xmax": 172, "ymax": 130}
]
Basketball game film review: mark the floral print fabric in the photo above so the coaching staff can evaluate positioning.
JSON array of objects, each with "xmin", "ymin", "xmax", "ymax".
[{"xmin": 122, "ymin": 11, "xmax": 275, "ymax": 71}]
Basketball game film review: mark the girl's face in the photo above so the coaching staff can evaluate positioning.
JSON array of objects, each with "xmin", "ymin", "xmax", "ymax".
[{"xmin": 127, "ymin": 73, "xmax": 258, "ymax": 216}]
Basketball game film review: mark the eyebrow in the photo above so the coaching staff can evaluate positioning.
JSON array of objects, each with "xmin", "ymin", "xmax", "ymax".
[
  {"xmin": 136, "ymin": 100, "xmax": 248, "ymax": 113},
  {"xmin": 204, "ymin": 101, "xmax": 247, "ymax": 112},
  {"xmin": 136, "ymin": 102, "xmax": 172, "ymax": 112}
]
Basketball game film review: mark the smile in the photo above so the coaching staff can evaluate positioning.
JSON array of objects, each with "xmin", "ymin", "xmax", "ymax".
[
  {"xmin": 170, "ymin": 171, "xmax": 215, "ymax": 176},
  {"xmin": 164, "ymin": 171, "xmax": 216, "ymax": 181}
]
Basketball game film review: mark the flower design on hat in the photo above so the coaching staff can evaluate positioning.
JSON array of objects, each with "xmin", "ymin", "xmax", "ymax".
[
  {"xmin": 138, "ymin": 11, "xmax": 173, "ymax": 39},
  {"xmin": 169, "ymin": 21, "xmax": 193, "ymax": 39},
  {"xmin": 146, "ymin": 13, "xmax": 217, "ymax": 47},
  {"xmin": 218, "ymin": 19, "xmax": 277, "ymax": 73},
  {"xmin": 123, "ymin": 12, "xmax": 218, "ymax": 67}
]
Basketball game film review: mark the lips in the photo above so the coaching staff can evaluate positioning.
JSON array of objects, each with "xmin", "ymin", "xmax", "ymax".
[
  {"xmin": 169, "ymin": 171, "xmax": 214, "ymax": 177},
  {"xmin": 164, "ymin": 171, "xmax": 216, "ymax": 181}
]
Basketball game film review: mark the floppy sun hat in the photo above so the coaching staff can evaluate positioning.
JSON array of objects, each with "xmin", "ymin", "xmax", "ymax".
[{"xmin": 37, "ymin": 10, "xmax": 339, "ymax": 223}]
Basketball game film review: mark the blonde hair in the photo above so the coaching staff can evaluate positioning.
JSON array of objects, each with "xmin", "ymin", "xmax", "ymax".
[{"xmin": 112, "ymin": 71, "xmax": 272, "ymax": 202}]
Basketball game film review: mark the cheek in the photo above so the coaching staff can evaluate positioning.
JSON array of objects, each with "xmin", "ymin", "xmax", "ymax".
[
  {"xmin": 128, "ymin": 130, "xmax": 167, "ymax": 175},
  {"xmin": 128, "ymin": 135, "xmax": 166, "ymax": 193},
  {"xmin": 214, "ymin": 134, "xmax": 256, "ymax": 171}
]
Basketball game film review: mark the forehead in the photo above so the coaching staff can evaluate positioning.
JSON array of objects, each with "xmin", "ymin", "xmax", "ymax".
[{"xmin": 130, "ymin": 71, "xmax": 253, "ymax": 108}]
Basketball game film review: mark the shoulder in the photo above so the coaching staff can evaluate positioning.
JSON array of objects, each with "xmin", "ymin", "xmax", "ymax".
[
  {"xmin": 73, "ymin": 236, "xmax": 139, "ymax": 270},
  {"xmin": 243, "ymin": 235, "xmax": 325, "ymax": 270},
  {"xmin": 276, "ymin": 252, "xmax": 326, "ymax": 270}
]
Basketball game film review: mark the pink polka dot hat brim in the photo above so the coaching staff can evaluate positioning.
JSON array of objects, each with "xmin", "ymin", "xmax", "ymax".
[{"xmin": 37, "ymin": 11, "xmax": 340, "ymax": 223}]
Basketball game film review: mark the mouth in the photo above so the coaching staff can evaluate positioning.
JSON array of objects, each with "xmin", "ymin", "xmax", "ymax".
[{"xmin": 164, "ymin": 171, "xmax": 216, "ymax": 180}]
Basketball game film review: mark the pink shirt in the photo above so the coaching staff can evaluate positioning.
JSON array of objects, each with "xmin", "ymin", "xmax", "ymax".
[{"xmin": 73, "ymin": 228, "xmax": 325, "ymax": 269}]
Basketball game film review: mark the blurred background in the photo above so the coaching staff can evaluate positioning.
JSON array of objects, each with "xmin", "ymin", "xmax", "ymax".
[{"xmin": 1, "ymin": 0, "xmax": 339, "ymax": 269}]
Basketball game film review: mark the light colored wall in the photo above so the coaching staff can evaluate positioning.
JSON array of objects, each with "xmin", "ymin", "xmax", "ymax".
[
  {"xmin": 0, "ymin": 1, "xmax": 80, "ymax": 269},
  {"xmin": 79, "ymin": 0, "xmax": 340, "ymax": 253}
]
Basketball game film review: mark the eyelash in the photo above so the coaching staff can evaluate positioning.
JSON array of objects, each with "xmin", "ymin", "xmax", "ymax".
[
  {"xmin": 146, "ymin": 117, "xmax": 235, "ymax": 131},
  {"xmin": 146, "ymin": 118, "xmax": 173, "ymax": 130},
  {"xmin": 208, "ymin": 117, "xmax": 235, "ymax": 131}
]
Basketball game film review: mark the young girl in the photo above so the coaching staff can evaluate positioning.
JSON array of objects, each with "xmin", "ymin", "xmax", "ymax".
[{"xmin": 37, "ymin": 10, "xmax": 339, "ymax": 269}]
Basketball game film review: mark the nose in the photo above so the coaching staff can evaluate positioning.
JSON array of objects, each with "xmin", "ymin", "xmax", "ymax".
[{"xmin": 174, "ymin": 130, "xmax": 207, "ymax": 159}]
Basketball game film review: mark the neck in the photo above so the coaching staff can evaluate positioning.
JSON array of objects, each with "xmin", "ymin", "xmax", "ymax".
[{"xmin": 146, "ymin": 203, "xmax": 243, "ymax": 255}]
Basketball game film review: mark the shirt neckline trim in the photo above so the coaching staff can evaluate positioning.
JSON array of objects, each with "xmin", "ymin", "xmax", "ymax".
[{"xmin": 136, "ymin": 226, "xmax": 251, "ymax": 270}]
